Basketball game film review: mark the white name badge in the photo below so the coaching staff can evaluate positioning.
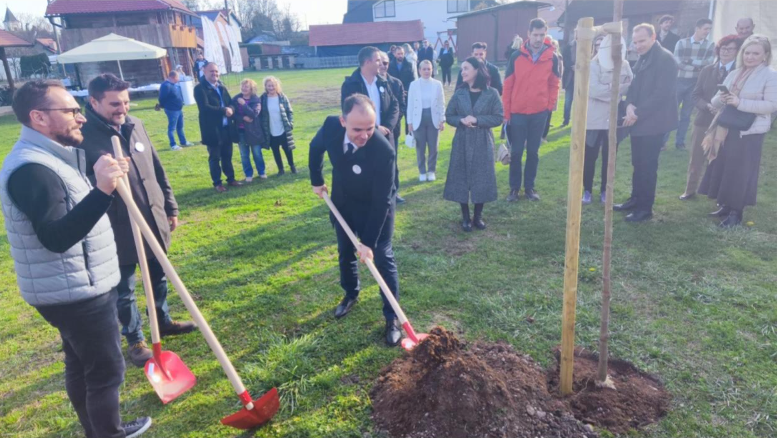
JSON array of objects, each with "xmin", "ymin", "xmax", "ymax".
[
  {"xmin": 134, "ymin": 142, "xmax": 145, "ymax": 152},
  {"xmin": 379, "ymin": 86, "xmax": 385, "ymax": 93},
  {"xmin": 352, "ymin": 164, "xmax": 362, "ymax": 175}
]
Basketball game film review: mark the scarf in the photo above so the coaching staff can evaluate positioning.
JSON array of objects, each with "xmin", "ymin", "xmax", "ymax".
[{"xmin": 701, "ymin": 66, "xmax": 755, "ymax": 163}]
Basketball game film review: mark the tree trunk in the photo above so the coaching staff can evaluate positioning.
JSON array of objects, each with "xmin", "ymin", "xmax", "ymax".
[{"xmin": 597, "ymin": 0, "xmax": 624, "ymax": 387}]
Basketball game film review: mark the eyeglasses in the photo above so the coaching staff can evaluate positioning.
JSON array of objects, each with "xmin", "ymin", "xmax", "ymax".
[
  {"xmin": 382, "ymin": 62, "xmax": 390, "ymax": 66},
  {"xmin": 36, "ymin": 107, "xmax": 83, "ymax": 117},
  {"xmin": 719, "ymin": 46, "xmax": 737, "ymax": 53}
]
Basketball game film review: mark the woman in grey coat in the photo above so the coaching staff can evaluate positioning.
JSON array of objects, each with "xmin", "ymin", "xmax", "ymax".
[{"xmin": 443, "ymin": 57, "xmax": 504, "ymax": 232}]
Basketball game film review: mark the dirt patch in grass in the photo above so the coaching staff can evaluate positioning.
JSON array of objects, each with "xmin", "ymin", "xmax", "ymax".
[
  {"xmin": 370, "ymin": 327, "xmax": 598, "ymax": 438},
  {"xmin": 294, "ymin": 87, "xmax": 341, "ymax": 111},
  {"xmin": 547, "ymin": 347, "xmax": 671, "ymax": 435}
]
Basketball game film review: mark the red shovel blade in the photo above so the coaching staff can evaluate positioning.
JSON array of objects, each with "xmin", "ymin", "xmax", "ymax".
[
  {"xmin": 399, "ymin": 321, "xmax": 429, "ymax": 351},
  {"xmin": 220, "ymin": 388, "xmax": 280, "ymax": 429},
  {"xmin": 144, "ymin": 349, "xmax": 196, "ymax": 404}
]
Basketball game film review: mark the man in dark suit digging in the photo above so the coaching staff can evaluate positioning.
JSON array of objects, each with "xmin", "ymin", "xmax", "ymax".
[{"xmin": 309, "ymin": 94, "xmax": 402, "ymax": 346}]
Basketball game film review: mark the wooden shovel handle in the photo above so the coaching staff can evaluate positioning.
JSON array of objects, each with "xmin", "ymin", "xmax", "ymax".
[
  {"xmin": 112, "ymin": 159, "xmax": 251, "ymax": 405},
  {"xmin": 321, "ymin": 193, "xmax": 412, "ymax": 328},
  {"xmin": 111, "ymin": 137, "xmax": 161, "ymax": 346}
]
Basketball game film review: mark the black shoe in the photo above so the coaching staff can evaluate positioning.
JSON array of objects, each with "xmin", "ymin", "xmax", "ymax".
[
  {"xmin": 561, "ymin": 121, "xmax": 569, "ymax": 127},
  {"xmin": 625, "ymin": 210, "xmax": 653, "ymax": 222},
  {"xmin": 675, "ymin": 143, "xmax": 686, "ymax": 150},
  {"xmin": 719, "ymin": 210, "xmax": 742, "ymax": 228},
  {"xmin": 709, "ymin": 206, "xmax": 731, "ymax": 217},
  {"xmin": 334, "ymin": 296, "xmax": 358, "ymax": 319},
  {"xmin": 472, "ymin": 217, "xmax": 486, "ymax": 230},
  {"xmin": 385, "ymin": 319, "xmax": 402, "ymax": 346},
  {"xmin": 277, "ymin": 169, "xmax": 285, "ymax": 176},
  {"xmin": 290, "ymin": 166, "xmax": 297, "ymax": 174},
  {"xmin": 123, "ymin": 417, "xmax": 152, "ymax": 438},
  {"xmin": 525, "ymin": 189, "xmax": 540, "ymax": 201},
  {"xmin": 679, "ymin": 193, "xmax": 696, "ymax": 201},
  {"xmin": 159, "ymin": 320, "xmax": 197, "ymax": 338},
  {"xmin": 505, "ymin": 190, "xmax": 519, "ymax": 202},
  {"xmin": 461, "ymin": 219, "xmax": 472, "ymax": 232},
  {"xmin": 396, "ymin": 195, "xmax": 406, "ymax": 204},
  {"xmin": 614, "ymin": 198, "xmax": 637, "ymax": 211}
]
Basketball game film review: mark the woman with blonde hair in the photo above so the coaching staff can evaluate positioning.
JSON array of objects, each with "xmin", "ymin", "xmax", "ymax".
[
  {"xmin": 699, "ymin": 34, "xmax": 776, "ymax": 227},
  {"xmin": 403, "ymin": 43, "xmax": 419, "ymax": 79},
  {"xmin": 232, "ymin": 78, "xmax": 266, "ymax": 181},
  {"xmin": 407, "ymin": 59, "xmax": 446, "ymax": 181},
  {"xmin": 260, "ymin": 76, "xmax": 296, "ymax": 175}
]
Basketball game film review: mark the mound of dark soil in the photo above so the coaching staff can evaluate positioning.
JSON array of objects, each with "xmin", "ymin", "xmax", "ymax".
[
  {"xmin": 371, "ymin": 327, "xmax": 598, "ymax": 438},
  {"xmin": 547, "ymin": 347, "xmax": 671, "ymax": 434}
]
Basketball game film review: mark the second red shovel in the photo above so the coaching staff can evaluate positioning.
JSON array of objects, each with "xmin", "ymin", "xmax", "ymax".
[
  {"xmin": 322, "ymin": 193, "xmax": 428, "ymax": 351},
  {"xmin": 113, "ymin": 137, "xmax": 195, "ymax": 403}
]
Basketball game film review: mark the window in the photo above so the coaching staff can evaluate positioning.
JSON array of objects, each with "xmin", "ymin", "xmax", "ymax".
[
  {"xmin": 374, "ymin": 1, "xmax": 396, "ymax": 18},
  {"xmin": 447, "ymin": 0, "xmax": 469, "ymax": 13}
]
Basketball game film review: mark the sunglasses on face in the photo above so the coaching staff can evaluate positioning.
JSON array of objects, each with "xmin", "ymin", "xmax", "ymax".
[
  {"xmin": 37, "ymin": 107, "xmax": 83, "ymax": 117},
  {"xmin": 382, "ymin": 62, "xmax": 390, "ymax": 66}
]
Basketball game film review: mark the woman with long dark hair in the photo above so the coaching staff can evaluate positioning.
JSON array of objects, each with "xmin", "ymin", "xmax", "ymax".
[{"xmin": 443, "ymin": 57, "xmax": 504, "ymax": 232}]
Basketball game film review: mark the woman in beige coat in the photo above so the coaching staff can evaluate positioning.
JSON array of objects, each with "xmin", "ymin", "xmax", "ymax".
[
  {"xmin": 699, "ymin": 35, "xmax": 776, "ymax": 227},
  {"xmin": 582, "ymin": 34, "xmax": 633, "ymax": 204}
]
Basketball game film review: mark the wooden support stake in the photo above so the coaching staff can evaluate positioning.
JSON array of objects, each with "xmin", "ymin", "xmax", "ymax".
[
  {"xmin": 598, "ymin": 0, "xmax": 624, "ymax": 386},
  {"xmin": 560, "ymin": 16, "xmax": 595, "ymax": 396}
]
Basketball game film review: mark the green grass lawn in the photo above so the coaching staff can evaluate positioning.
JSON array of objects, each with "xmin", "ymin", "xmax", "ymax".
[{"xmin": 0, "ymin": 67, "xmax": 776, "ymax": 438}]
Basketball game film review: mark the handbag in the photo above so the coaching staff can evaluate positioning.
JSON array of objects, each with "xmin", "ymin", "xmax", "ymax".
[
  {"xmin": 496, "ymin": 143, "xmax": 511, "ymax": 165},
  {"xmin": 717, "ymin": 105, "xmax": 756, "ymax": 131},
  {"xmin": 405, "ymin": 133, "xmax": 416, "ymax": 148}
]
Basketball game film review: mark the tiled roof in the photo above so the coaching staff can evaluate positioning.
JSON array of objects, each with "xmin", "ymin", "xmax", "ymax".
[
  {"xmin": 46, "ymin": 0, "xmax": 193, "ymax": 16},
  {"xmin": 36, "ymin": 38, "xmax": 58, "ymax": 52},
  {"xmin": 0, "ymin": 30, "xmax": 31, "ymax": 47},
  {"xmin": 309, "ymin": 20, "xmax": 424, "ymax": 47}
]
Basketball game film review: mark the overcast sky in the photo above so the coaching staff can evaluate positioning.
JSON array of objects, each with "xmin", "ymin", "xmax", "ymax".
[{"xmin": 4, "ymin": 0, "xmax": 348, "ymax": 27}]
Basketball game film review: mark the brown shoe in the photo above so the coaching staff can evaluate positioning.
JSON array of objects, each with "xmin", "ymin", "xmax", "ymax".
[
  {"xmin": 159, "ymin": 320, "xmax": 197, "ymax": 338},
  {"xmin": 128, "ymin": 341, "xmax": 152, "ymax": 367},
  {"xmin": 214, "ymin": 185, "xmax": 227, "ymax": 193},
  {"xmin": 227, "ymin": 180, "xmax": 243, "ymax": 187}
]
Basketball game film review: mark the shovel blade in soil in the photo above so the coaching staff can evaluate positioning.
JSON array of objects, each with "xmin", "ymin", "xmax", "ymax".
[
  {"xmin": 401, "ymin": 333, "xmax": 429, "ymax": 351},
  {"xmin": 220, "ymin": 387, "xmax": 280, "ymax": 429},
  {"xmin": 144, "ymin": 351, "xmax": 196, "ymax": 404}
]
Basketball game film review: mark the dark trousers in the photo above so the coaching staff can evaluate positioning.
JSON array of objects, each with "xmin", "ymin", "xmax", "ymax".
[
  {"xmin": 629, "ymin": 134, "xmax": 664, "ymax": 211},
  {"xmin": 508, "ymin": 111, "xmax": 548, "ymax": 192},
  {"xmin": 205, "ymin": 127, "xmax": 235, "ymax": 186},
  {"xmin": 441, "ymin": 66, "xmax": 452, "ymax": 85},
  {"xmin": 270, "ymin": 134, "xmax": 295, "ymax": 172},
  {"xmin": 563, "ymin": 87, "xmax": 574, "ymax": 124},
  {"xmin": 674, "ymin": 77, "xmax": 697, "ymax": 146},
  {"xmin": 334, "ymin": 203, "xmax": 398, "ymax": 321},
  {"xmin": 543, "ymin": 110, "xmax": 553, "ymax": 139},
  {"xmin": 117, "ymin": 257, "xmax": 173, "ymax": 345},
  {"xmin": 36, "ymin": 290, "xmax": 125, "ymax": 438},
  {"xmin": 584, "ymin": 130, "xmax": 609, "ymax": 193},
  {"xmin": 392, "ymin": 126, "xmax": 401, "ymax": 192}
]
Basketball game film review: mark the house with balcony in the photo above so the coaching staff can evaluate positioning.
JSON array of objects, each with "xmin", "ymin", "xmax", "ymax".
[{"xmin": 45, "ymin": 0, "xmax": 198, "ymax": 86}]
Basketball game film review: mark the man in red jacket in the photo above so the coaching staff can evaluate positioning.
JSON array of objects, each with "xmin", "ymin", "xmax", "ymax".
[{"xmin": 503, "ymin": 18, "xmax": 560, "ymax": 202}]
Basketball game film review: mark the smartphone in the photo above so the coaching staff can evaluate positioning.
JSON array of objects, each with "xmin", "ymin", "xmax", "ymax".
[{"xmin": 717, "ymin": 84, "xmax": 730, "ymax": 94}]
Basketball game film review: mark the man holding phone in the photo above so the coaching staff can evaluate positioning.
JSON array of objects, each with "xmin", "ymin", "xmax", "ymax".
[{"xmin": 679, "ymin": 35, "xmax": 741, "ymax": 200}]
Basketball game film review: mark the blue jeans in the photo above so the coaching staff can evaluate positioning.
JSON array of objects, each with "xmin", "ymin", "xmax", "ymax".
[
  {"xmin": 116, "ymin": 257, "xmax": 173, "ymax": 345},
  {"xmin": 164, "ymin": 109, "xmax": 188, "ymax": 147},
  {"xmin": 508, "ymin": 111, "xmax": 548, "ymax": 192},
  {"xmin": 238, "ymin": 131, "xmax": 266, "ymax": 178},
  {"xmin": 674, "ymin": 77, "xmax": 697, "ymax": 146}
]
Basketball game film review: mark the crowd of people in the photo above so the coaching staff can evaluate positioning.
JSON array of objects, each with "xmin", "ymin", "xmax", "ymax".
[{"xmin": 0, "ymin": 12, "xmax": 774, "ymax": 438}]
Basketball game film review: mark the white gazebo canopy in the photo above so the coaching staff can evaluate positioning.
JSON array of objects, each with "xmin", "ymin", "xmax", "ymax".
[{"xmin": 57, "ymin": 33, "xmax": 167, "ymax": 80}]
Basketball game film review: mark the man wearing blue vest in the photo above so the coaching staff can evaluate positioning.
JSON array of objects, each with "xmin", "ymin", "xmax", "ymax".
[{"xmin": 0, "ymin": 80, "xmax": 151, "ymax": 438}]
